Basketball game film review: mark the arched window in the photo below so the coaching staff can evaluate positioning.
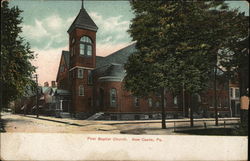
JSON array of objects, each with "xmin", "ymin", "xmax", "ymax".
[
  {"xmin": 79, "ymin": 85, "xmax": 84, "ymax": 96},
  {"xmin": 110, "ymin": 88, "xmax": 117, "ymax": 107},
  {"xmin": 80, "ymin": 36, "xmax": 93, "ymax": 56}
]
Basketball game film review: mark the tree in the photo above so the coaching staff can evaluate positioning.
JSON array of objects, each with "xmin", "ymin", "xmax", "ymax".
[
  {"xmin": 220, "ymin": 36, "xmax": 249, "ymax": 124},
  {"xmin": 124, "ymin": 1, "xmax": 247, "ymax": 128},
  {"xmin": 1, "ymin": 1, "xmax": 36, "ymax": 108}
]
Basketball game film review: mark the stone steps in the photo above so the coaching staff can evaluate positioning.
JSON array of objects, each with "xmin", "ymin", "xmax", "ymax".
[{"xmin": 86, "ymin": 112, "xmax": 104, "ymax": 120}]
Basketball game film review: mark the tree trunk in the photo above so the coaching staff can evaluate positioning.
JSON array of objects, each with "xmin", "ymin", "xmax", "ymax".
[
  {"xmin": 190, "ymin": 94, "xmax": 194, "ymax": 127},
  {"xmin": 214, "ymin": 67, "xmax": 218, "ymax": 126},
  {"xmin": 239, "ymin": 63, "xmax": 249, "ymax": 125},
  {"xmin": 182, "ymin": 82, "xmax": 185, "ymax": 117},
  {"xmin": 161, "ymin": 88, "xmax": 166, "ymax": 129}
]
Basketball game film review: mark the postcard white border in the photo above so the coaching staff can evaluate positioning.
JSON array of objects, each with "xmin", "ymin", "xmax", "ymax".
[{"xmin": 0, "ymin": 133, "xmax": 248, "ymax": 161}]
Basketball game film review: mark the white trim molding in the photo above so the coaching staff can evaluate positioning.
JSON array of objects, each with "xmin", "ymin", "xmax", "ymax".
[{"xmin": 69, "ymin": 66, "xmax": 94, "ymax": 71}]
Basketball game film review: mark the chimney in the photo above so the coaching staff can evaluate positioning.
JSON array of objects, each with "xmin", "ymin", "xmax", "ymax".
[
  {"xmin": 44, "ymin": 82, "xmax": 49, "ymax": 87},
  {"xmin": 51, "ymin": 81, "xmax": 57, "ymax": 88}
]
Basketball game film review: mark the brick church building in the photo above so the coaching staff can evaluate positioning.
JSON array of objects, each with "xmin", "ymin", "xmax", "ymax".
[{"xmin": 56, "ymin": 4, "xmax": 231, "ymax": 120}]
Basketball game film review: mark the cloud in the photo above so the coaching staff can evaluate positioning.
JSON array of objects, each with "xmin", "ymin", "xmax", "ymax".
[
  {"xmin": 31, "ymin": 46, "xmax": 68, "ymax": 85},
  {"xmin": 89, "ymin": 12, "xmax": 132, "ymax": 45},
  {"xmin": 96, "ymin": 42, "xmax": 134, "ymax": 57},
  {"xmin": 21, "ymin": 11, "xmax": 132, "ymax": 52},
  {"xmin": 104, "ymin": 16, "xmax": 130, "ymax": 32},
  {"xmin": 22, "ymin": 19, "xmax": 49, "ymax": 39},
  {"xmin": 44, "ymin": 15, "xmax": 63, "ymax": 31},
  {"xmin": 88, "ymin": 12, "xmax": 133, "ymax": 57},
  {"xmin": 66, "ymin": 17, "xmax": 75, "ymax": 24},
  {"xmin": 21, "ymin": 14, "xmax": 69, "ymax": 49},
  {"xmin": 103, "ymin": 36, "xmax": 113, "ymax": 42},
  {"xmin": 90, "ymin": 12, "xmax": 130, "ymax": 33}
]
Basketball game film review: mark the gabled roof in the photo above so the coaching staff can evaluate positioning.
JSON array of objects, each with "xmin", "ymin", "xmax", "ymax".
[
  {"xmin": 96, "ymin": 43, "xmax": 136, "ymax": 68},
  {"xmin": 96, "ymin": 56, "xmax": 104, "ymax": 63},
  {"xmin": 94, "ymin": 43, "xmax": 136, "ymax": 82},
  {"xmin": 67, "ymin": 8, "xmax": 98, "ymax": 33},
  {"xmin": 62, "ymin": 51, "xmax": 70, "ymax": 68},
  {"xmin": 56, "ymin": 51, "xmax": 70, "ymax": 82}
]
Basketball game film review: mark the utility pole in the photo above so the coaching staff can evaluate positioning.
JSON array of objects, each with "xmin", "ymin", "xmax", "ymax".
[{"xmin": 35, "ymin": 74, "xmax": 39, "ymax": 118}]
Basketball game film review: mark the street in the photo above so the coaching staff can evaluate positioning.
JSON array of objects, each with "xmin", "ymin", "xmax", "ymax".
[{"xmin": 0, "ymin": 113, "xmax": 240, "ymax": 135}]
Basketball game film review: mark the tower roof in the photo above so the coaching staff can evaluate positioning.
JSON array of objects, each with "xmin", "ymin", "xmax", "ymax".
[{"xmin": 67, "ymin": 8, "xmax": 98, "ymax": 33}]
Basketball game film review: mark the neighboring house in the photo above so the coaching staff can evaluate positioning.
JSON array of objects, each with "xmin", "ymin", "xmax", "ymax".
[
  {"xmin": 13, "ymin": 81, "xmax": 70, "ymax": 116},
  {"xmin": 13, "ymin": 86, "xmax": 42, "ymax": 114},
  {"xmin": 200, "ymin": 71, "xmax": 231, "ymax": 118},
  {"xmin": 39, "ymin": 84, "xmax": 56, "ymax": 115},
  {"xmin": 56, "ymin": 4, "xmax": 231, "ymax": 120}
]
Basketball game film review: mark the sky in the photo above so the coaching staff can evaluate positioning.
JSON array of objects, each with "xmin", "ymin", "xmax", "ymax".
[{"xmin": 8, "ymin": 0, "xmax": 249, "ymax": 85}]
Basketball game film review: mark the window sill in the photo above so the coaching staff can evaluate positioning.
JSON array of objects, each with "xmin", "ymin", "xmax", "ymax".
[{"xmin": 79, "ymin": 55, "xmax": 93, "ymax": 57}]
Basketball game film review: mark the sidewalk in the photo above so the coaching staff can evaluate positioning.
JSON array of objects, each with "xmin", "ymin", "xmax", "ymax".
[
  {"xmin": 22, "ymin": 114, "xmax": 240, "ymax": 133},
  {"xmin": 1, "ymin": 113, "xmax": 240, "ymax": 134},
  {"xmin": 22, "ymin": 114, "xmax": 240, "ymax": 125}
]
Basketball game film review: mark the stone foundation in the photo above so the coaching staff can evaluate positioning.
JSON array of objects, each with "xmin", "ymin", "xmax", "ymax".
[
  {"xmin": 98, "ymin": 112, "xmax": 184, "ymax": 120},
  {"xmin": 70, "ymin": 111, "xmax": 231, "ymax": 120}
]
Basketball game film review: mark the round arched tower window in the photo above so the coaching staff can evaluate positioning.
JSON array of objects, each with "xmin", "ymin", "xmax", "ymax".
[{"xmin": 80, "ymin": 36, "xmax": 93, "ymax": 56}]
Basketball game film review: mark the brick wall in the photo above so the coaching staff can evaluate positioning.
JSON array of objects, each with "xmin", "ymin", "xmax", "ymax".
[
  {"xmin": 69, "ymin": 28, "xmax": 97, "ymax": 114},
  {"xmin": 69, "ymin": 28, "xmax": 96, "ymax": 69}
]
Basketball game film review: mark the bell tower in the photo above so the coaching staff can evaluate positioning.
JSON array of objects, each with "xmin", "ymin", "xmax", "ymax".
[{"xmin": 67, "ymin": 0, "xmax": 98, "ymax": 117}]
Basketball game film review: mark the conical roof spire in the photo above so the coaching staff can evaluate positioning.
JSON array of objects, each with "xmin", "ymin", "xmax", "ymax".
[
  {"xmin": 81, "ymin": 0, "xmax": 84, "ymax": 9},
  {"xmin": 67, "ymin": 1, "xmax": 98, "ymax": 33}
]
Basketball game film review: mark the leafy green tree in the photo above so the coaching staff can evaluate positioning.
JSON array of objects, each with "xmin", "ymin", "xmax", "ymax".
[
  {"xmin": 220, "ymin": 35, "xmax": 249, "ymax": 125},
  {"xmin": 220, "ymin": 36, "xmax": 249, "ymax": 95},
  {"xmin": 124, "ymin": 1, "xmax": 247, "ymax": 128},
  {"xmin": 1, "ymin": 1, "xmax": 36, "ymax": 108}
]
